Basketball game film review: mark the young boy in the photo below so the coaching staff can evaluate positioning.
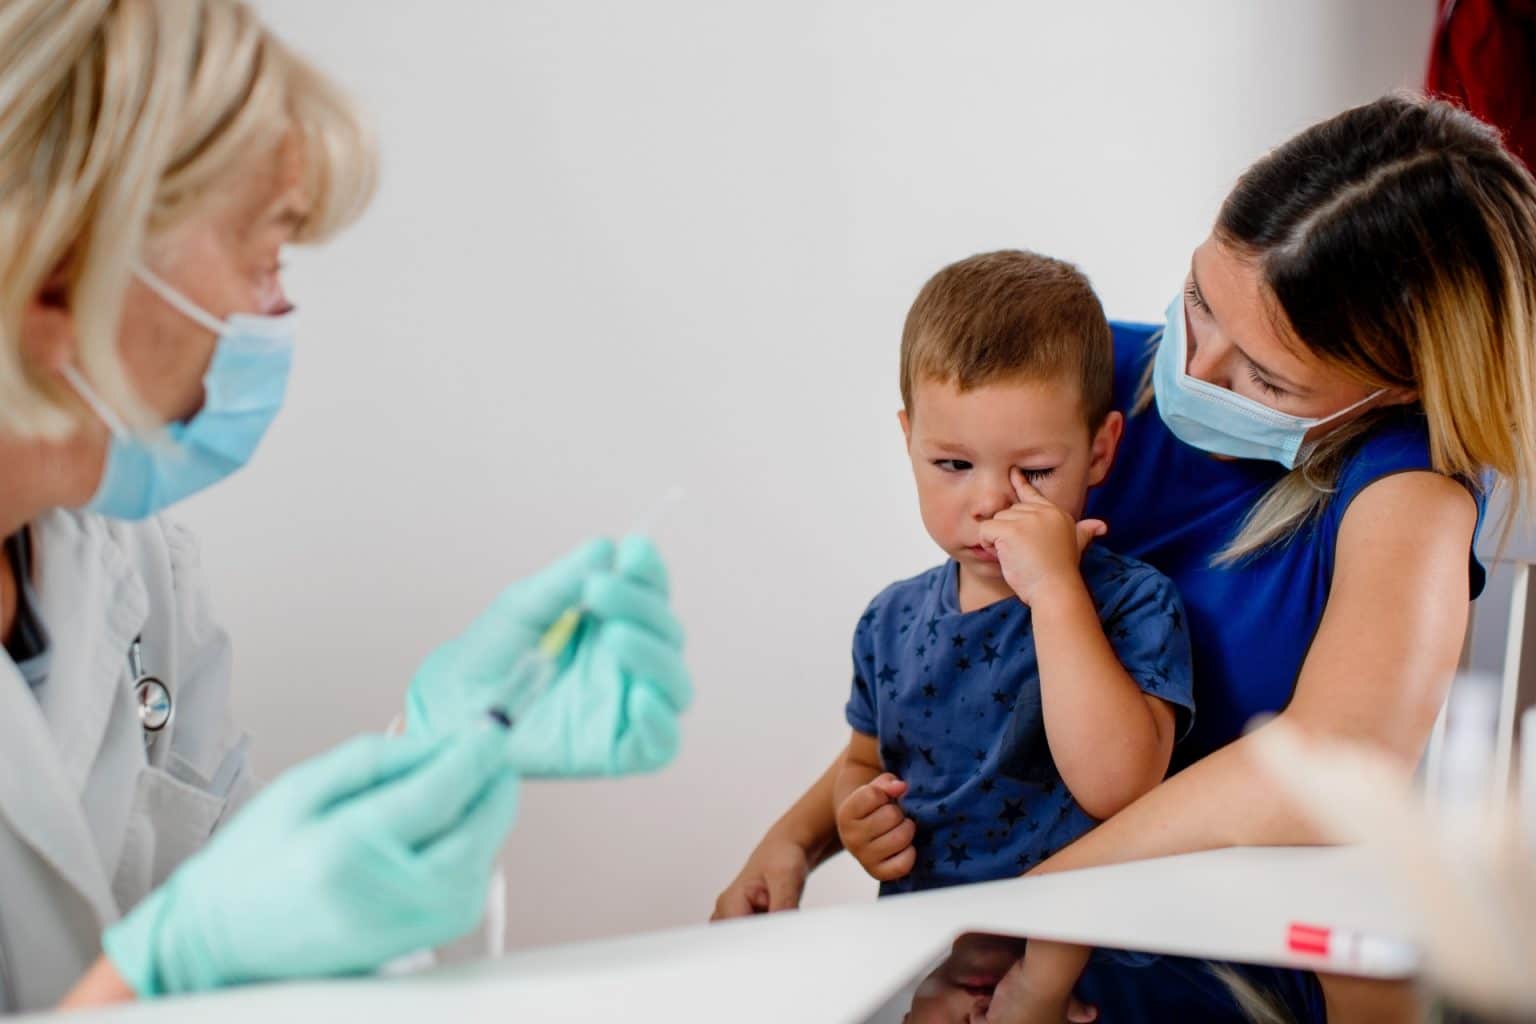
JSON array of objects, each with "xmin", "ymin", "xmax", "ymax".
[{"xmin": 836, "ymin": 251, "xmax": 1193, "ymax": 896}]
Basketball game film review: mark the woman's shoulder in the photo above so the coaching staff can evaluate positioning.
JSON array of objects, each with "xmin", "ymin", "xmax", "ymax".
[
  {"xmin": 1326, "ymin": 409, "xmax": 1488, "ymax": 595},
  {"xmin": 1333, "ymin": 408, "xmax": 1474, "ymax": 504}
]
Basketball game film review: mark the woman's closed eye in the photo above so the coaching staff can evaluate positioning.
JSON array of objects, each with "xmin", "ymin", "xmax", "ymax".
[
  {"xmin": 1185, "ymin": 279, "xmax": 1210, "ymax": 314},
  {"xmin": 1246, "ymin": 364, "xmax": 1288, "ymax": 398}
]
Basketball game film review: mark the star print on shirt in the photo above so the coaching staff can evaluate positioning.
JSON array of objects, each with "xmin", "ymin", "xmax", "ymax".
[{"xmin": 844, "ymin": 553, "xmax": 1193, "ymax": 899}]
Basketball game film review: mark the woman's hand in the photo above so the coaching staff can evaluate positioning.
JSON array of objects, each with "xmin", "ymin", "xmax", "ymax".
[
  {"xmin": 100, "ymin": 727, "xmax": 520, "ymax": 996},
  {"xmin": 407, "ymin": 535, "xmax": 693, "ymax": 777}
]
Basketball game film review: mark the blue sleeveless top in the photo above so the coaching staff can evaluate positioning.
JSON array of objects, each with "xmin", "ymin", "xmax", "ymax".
[
  {"xmin": 1086, "ymin": 322, "xmax": 1487, "ymax": 771},
  {"xmin": 1067, "ymin": 323, "xmax": 1486, "ymax": 1022}
]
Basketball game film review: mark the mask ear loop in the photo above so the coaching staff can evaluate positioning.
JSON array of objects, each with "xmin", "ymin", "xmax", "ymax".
[
  {"xmin": 59, "ymin": 363, "xmax": 131, "ymax": 440},
  {"xmin": 132, "ymin": 263, "xmax": 228, "ymax": 335}
]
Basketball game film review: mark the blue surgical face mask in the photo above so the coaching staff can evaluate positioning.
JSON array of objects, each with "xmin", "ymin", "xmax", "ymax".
[
  {"xmin": 1152, "ymin": 294, "xmax": 1383, "ymax": 469},
  {"xmin": 61, "ymin": 265, "xmax": 295, "ymax": 520}
]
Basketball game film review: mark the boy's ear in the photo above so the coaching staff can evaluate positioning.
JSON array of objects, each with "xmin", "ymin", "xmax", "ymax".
[
  {"xmin": 1086, "ymin": 410, "xmax": 1124, "ymax": 488},
  {"xmin": 897, "ymin": 408, "xmax": 912, "ymax": 447}
]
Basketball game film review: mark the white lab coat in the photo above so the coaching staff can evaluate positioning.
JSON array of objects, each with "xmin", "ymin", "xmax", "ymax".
[{"xmin": 0, "ymin": 510, "xmax": 254, "ymax": 1012}]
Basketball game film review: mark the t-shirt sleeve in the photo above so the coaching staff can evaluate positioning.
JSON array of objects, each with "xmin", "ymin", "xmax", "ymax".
[
  {"xmin": 845, "ymin": 600, "xmax": 879, "ymax": 735},
  {"xmin": 1100, "ymin": 567, "xmax": 1195, "ymax": 738}
]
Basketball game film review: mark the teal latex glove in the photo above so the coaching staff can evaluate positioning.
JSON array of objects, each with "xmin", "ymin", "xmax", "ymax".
[
  {"xmin": 404, "ymin": 538, "xmax": 614, "ymax": 737},
  {"xmin": 102, "ymin": 727, "xmax": 519, "ymax": 996},
  {"xmin": 406, "ymin": 536, "xmax": 693, "ymax": 777}
]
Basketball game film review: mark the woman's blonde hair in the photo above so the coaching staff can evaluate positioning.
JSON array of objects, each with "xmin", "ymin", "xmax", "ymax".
[
  {"xmin": 0, "ymin": 0, "xmax": 377, "ymax": 437},
  {"xmin": 1136, "ymin": 93, "xmax": 1536, "ymax": 564}
]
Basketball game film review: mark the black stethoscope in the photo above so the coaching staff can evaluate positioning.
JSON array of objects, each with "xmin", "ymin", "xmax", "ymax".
[{"xmin": 128, "ymin": 635, "xmax": 172, "ymax": 745}]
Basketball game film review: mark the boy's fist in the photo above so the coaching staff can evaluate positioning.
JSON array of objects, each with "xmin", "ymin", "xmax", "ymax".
[{"xmin": 835, "ymin": 773, "xmax": 917, "ymax": 882}]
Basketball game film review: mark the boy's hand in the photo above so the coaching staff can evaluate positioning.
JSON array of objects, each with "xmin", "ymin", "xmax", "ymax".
[
  {"xmin": 972, "ymin": 941, "xmax": 1098, "ymax": 1023},
  {"xmin": 835, "ymin": 774, "xmax": 917, "ymax": 882},
  {"xmin": 977, "ymin": 469, "xmax": 1106, "ymax": 606}
]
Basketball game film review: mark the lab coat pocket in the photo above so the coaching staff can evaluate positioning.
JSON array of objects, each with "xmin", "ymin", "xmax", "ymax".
[{"xmin": 111, "ymin": 766, "xmax": 226, "ymax": 911}]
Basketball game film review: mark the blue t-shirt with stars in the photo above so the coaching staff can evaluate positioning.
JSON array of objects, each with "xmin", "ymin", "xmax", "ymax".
[{"xmin": 845, "ymin": 546, "xmax": 1194, "ymax": 896}]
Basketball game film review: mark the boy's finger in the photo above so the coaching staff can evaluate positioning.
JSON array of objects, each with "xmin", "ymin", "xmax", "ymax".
[
  {"xmin": 841, "ymin": 778, "xmax": 895, "ymax": 820},
  {"xmin": 1068, "ymin": 997, "xmax": 1101, "ymax": 1022},
  {"xmin": 871, "ymin": 844, "xmax": 917, "ymax": 881},
  {"xmin": 1075, "ymin": 518, "xmax": 1109, "ymax": 554},
  {"xmin": 863, "ymin": 817, "xmax": 917, "ymax": 861},
  {"xmin": 857, "ymin": 801, "xmax": 907, "ymax": 839},
  {"xmin": 874, "ymin": 774, "xmax": 908, "ymax": 798},
  {"xmin": 1010, "ymin": 467, "xmax": 1054, "ymax": 506}
]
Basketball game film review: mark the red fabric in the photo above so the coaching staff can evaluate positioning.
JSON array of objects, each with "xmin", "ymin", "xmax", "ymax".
[{"xmin": 1426, "ymin": 0, "xmax": 1536, "ymax": 171}]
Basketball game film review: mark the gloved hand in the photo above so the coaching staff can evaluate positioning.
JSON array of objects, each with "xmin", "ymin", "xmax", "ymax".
[
  {"xmin": 102, "ymin": 727, "xmax": 519, "ymax": 996},
  {"xmin": 406, "ymin": 536, "xmax": 693, "ymax": 777}
]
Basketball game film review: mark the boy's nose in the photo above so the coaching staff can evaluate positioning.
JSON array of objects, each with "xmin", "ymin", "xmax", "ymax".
[{"xmin": 970, "ymin": 477, "xmax": 1015, "ymax": 520}]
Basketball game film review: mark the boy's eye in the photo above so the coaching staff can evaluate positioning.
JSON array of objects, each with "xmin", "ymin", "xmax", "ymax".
[
  {"xmin": 1019, "ymin": 467, "xmax": 1055, "ymax": 482},
  {"xmin": 933, "ymin": 459, "xmax": 972, "ymax": 473}
]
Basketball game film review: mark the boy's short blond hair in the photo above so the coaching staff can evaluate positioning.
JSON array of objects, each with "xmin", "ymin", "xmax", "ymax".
[{"xmin": 899, "ymin": 251, "xmax": 1113, "ymax": 429}]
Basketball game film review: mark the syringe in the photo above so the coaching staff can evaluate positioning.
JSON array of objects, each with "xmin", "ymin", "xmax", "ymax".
[{"xmin": 487, "ymin": 486, "xmax": 684, "ymax": 729}]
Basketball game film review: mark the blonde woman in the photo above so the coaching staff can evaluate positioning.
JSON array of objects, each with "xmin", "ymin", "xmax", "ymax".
[
  {"xmin": 715, "ymin": 94, "xmax": 1536, "ymax": 1021},
  {"xmin": 0, "ymin": 1, "xmax": 690, "ymax": 1012}
]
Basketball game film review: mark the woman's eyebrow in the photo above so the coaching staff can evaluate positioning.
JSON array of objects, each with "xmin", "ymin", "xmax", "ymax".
[{"xmin": 1190, "ymin": 258, "xmax": 1311, "ymax": 396}]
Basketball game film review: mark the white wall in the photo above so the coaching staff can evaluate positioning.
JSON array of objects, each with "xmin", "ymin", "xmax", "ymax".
[{"xmin": 188, "ymin": 0, "xmax": 1435, "ymax": 950}]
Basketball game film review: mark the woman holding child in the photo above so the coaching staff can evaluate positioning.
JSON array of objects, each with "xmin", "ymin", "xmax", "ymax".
[{"xmin": 715, "ymin": 94, "xmax": 1536, "ymax": 1021}]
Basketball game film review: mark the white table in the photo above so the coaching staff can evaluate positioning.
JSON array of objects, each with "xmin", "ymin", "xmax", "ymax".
[{"xmin": 40, "ymin": 845, "xmax": 1413, "ymax": 1023}]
